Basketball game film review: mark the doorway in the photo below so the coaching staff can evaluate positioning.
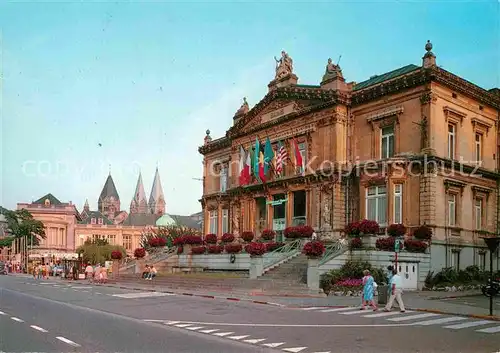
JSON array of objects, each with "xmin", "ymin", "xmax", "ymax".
[
  {"xmin": 272, "ymin": 194, "xmax": 287, "ymax": 242},
  {"xmin": 292, "ymin": 190, "xmax": 306, "ymax": 226}
]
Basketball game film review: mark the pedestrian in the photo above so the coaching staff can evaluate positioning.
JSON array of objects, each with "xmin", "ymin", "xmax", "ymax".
[
  {"xmin": 360, "ymin": 270, "xmax": 378, "ymax": 311},
  {"xmin": 386, "ymin": 265, "xmax": 394, "ymax": 298},
  {"xmin": 146, "ymin": 265, "xmax": 157, "ymax": 280},
  {"xmin": 85, "ymin": 263, "xmax": 94, "ymax": 283},
  {"xmin": 384, "ymin": 269, "xmax": 406, "ymax": 312}
]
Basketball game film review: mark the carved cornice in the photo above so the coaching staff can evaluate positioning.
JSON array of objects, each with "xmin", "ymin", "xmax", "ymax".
[
  {"xmin": 199, "ymin": 137, "xmax": 231, "ymax": 155},
  {"xmin": 366, "ymin": 106, "xmax": 404, "ymax": 123},
  {"xmin": 444, "ymin": 179, "xmax": 466, "ymax": 191},
  {"xmin": 443, "ymin": 106, "xmax": 467, "ymax": 125},
  {"xmin": 471, "ymin": 117, "xmax": 493, "ymax": 136},
  {"xmin": 471, "ymin": 185, "xmax": 492, "ymax": 195},
  {"xmin": 420, "ymin": 90, "xmax": 437, "ymax": 105}
]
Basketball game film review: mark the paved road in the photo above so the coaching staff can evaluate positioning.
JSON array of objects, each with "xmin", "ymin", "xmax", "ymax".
[{"xmin": 1, "ymin": 275, "xmax": 500, "ymax": 353}]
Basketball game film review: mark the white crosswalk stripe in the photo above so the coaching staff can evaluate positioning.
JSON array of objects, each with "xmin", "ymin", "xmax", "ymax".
[
  {"xmin": 444, "ymin": 320, "xmax": 493, "ymax": 329},
  {"xmin": 319, "ymin": 307, "xmax": 359, "ymax": 313},
  {"xmin": 363, "ymin": 311, "xmax": 412, "ymax": 318},
  {"xmin": 112, "ymin": 292, "xmax": 175, "ymax": 298},
  {"xmin": 412, "ymin": 316, "xmax": 467, "ymax": 326},
  {"xmin": 476, "ymin": 326, "xmax": 500, "ymax": 333}
]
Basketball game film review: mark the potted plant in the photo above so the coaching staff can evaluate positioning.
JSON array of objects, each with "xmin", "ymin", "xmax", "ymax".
[
  {"xmin": 261, "ymin": 229, "xmax": 276, "ymax": 241},
  {"xmin": 245, "ymin": 242, "xmax": 267, "ymax": 279},
  {"xmin": 110, "ymin": 250, "xmax": 123, "ymax": 279},
  {"xmin": 302, "ymin": 240, "xmax": 325, "ymax": 292},
  {"xmin": 133, "ymin": 247, "xmax": 146, "ymax": 275},
  {"xmin": 241, "ymin": 231, "xmax": 255, "ymax": 242}
]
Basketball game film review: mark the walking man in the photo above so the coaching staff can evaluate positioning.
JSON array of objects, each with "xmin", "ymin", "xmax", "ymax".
[{"xmin": 384, "ymin": 269, "xmax": 405, "ymax": 312}]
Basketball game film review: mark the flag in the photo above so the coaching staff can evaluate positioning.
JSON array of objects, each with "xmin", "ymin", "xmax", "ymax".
[
  {"xmin": 264, "ymin": 137, "xmax": 274, "ymax": 175},
  {"xmin": 253, "ymin": 138, "xmax": 260, "ymax": 180},
  {"xmin": 238, "ymin": 146, "xmax": 250, "ymax": 186},
  {"xmin": 292, "ymin": 138, "xmax": 304, "ymax": 173},
  {"xmin": 244, "ymin": 149, "xmax": 251, "ymax": 184},
  {"xmin": 258, "ymin": 148, "xmax": 266, "ymax": 183},
  {"xmin": 275, "ymin": 140, "xmax": 288, "ymax": 175}
]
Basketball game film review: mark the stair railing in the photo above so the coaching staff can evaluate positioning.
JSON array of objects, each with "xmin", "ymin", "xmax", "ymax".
[
  {"xmin": 319, "ymin": 238, "xmax": 349, "ymax": 266},
  {"xmin": 263, "ymin": 238, "xmax": 302, "ymax": 270}
]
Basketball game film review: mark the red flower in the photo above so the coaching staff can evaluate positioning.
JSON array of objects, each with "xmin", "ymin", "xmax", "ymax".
[
  {"xmin": 265, "ymin": 242, "xmax": 284, "ymax": 252},
  {"xmin": 344, "ymin": 221, "xmax": 361, "ymax": 236},
  {"xmin": 241, "ymin": 231, "xmax": 255, "ymax": 242},
  {"xmin": 387, "ymin": 224, "xmax": 407, "ymax": 237},
  {"xmin": 205, "ymin": 234, "xmax": 217, "ymax": 244},
  {"xmin": 413, "ymin": 225, "xmax": 432, "ymax": 241},
  {"xmin": 261, "ymin": 229, "xmax": 276, "ymax": 240},
  {"xmin": 221, "ymin": 233, "xmax": 235, "ymax": 243},
  {"xmin": 224, "ymin": 244, "xmax": 242, "ymax": 254},
  {"xmin": 191, "ymin": 246, "xmax": 206, "ymax": 255},
  {"xmin": 349, "ymin": 238, "xmax": 363, "ymax": 249},
  {"xmin": 207, "ymin": 245, "xmax": 224, "ymax": 254},
  {"xmin": 244, "ymin": 242, "xmax": 267, "ymax": 256},
  {"xmin": 404, "ymin": 239, "xmax": 428, "ymax": 253},
  {"xmin": 358, "ymin": 219, "xmax": 380, "ymax": 235},
  {"xmin": 284, "ymin": 225, "xmax": 314, "ymax": 239},
  {"xmin": 375, "ymin": 237, "xmax": 395, "ymax": 251},
  {"xmin": 134, "ymin": 248, "xmax": 146, "ymax": 259},
  {"xmin": 110, "ymin": 250, "xmax": 123, "ymax": 260},
  {"xmin": 176, "ymin": 246, "xmax": 183, "ymax": 254},
  {"xmin": 182, "ymin": 235, "xmax": 203, "ymax": 245},
  {"xmin": 302, "ymin": 241, "xmax": 325, "ymax": 257}
]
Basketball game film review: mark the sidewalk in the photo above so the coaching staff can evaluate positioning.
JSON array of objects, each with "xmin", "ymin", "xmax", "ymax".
[{"xmin": 95, "ymin": 278, "xmax": 499, "ymax": 321}]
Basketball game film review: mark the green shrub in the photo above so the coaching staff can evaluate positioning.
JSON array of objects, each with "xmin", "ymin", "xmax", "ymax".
[{"xmin": 319, "ymin": 260, "xmax": 387, "ymax": 293}]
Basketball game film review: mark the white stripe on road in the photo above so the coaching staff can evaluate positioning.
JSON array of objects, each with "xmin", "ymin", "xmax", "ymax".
[
  {"xmin": 263, "ymin": 342, "xmax": 285, "ymax": 348},
  {"xmin": 444, "ymin": 320, "xmax": 494, "ymax": 329},
  {"xmin": 300, "ymin": 307, "xmax": 325, "ymax": 311},
  {"xmin": 11, "ymin": 317, "xmax": 24, "ymax": 322},
  {"xmin": 282, "ymin": 347, "xmax": 307, "ymax": 353},
  {"xmin": 476, "ymin": 326, "xmax": 500, "ymax": 333},
  {"xmin": 0, "ymin": 311, "xmax": 6, "ymax": 315},
  {"xmin": 387, "ymin": 313, "xmax": 439, "ymax": 321},
  {"xmin": 200, "ymin": 329, "xmax": 219, "ymax": 333},
  {"xmin": 163, "ymin": 321, "xmax": 181, "ymax": 325},
  {"xmin": 112, "ymin": 292, "xmax": 175, "ymax": 298},
  {"xmin": 319, "ymin": 307, "xmax": 359, "ymax": 313},
  {"xmin": 56, "ymin": 336, "xmax": 81, "ymax": 347},
  {"xmin": 341, "ymin": 309, "xmax": 375, "ymax": 315},
  {"xmin": 243, "ymin": 338, "xmax": 266, "ymax": 344},
  {"xmin": 70, "ymin": 286, "xmax": 88, "ymax": 289},
  {"xmin": 185, "ymin": 326, "xmax": 204, "ymax": 330},
  {"xmin": 412, "ymin": 317, "xmax": 467, "ymax": 326},
  {"xmin": 363, "ymin": 311, "xmax": 412, "ymax": 318},
  {"xmin": 30, "ymin": 325, "xmax": 48, "ymax": 333},
  {"xmin": 228, "ymin": 335, "xmax": 249, "ymax": 340},
  {"xmin": 212, "ymin": 332, "xmax": 234, "ymax": 337},
  {"xmin": 175, "ymin": 324, "xmax": 193, "ymax": 328}
]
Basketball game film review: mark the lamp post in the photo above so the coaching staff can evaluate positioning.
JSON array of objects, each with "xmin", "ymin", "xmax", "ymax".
[{"xmin": 482, "ymin": 236, "xmax": 500, "ymax": 317}]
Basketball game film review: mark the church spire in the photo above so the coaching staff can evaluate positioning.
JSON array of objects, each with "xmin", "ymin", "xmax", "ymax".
[
  {"xmin": 130, "ymin": 172, "xmax": 148, "ymax": 214},
  {"xmin": 98, "ymin": 173, "xmax": 121, "ymax": 220},
  {"xmin": 148, "ymin": 167, "xmax": 165, "ymax": 215},
  {"xmin": 84, "ymin": 199, "xmax": 90, "ymax": 212}
]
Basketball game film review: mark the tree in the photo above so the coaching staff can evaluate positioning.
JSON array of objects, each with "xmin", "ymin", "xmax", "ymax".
[
  {"xmin": 76, "ymin": 239, "xmax": 126, "ymax": 265},
  {"xmin": 4, "ymin": 208, "xmax": 46, "ymax": 246}
]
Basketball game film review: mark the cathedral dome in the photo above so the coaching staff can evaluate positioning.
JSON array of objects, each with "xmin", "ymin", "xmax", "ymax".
[{"xmin": 156, "ymin": 214, "xmax": 177, "ymax": 227}]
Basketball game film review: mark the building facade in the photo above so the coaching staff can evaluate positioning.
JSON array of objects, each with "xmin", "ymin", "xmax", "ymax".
[{"xmin": 199, "ymin": 42, "xmax": 500, "ymax": 271}]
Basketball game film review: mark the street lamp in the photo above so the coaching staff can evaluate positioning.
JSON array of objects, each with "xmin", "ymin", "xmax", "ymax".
[{"xmin": 481, "ymin": 236, "xmax": 500, "ymax": 317}]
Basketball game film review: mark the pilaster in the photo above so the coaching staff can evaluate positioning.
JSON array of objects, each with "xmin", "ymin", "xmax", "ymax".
[
  {"xmin": 419, "ymin": 174, "xmax": 437, "ymax": 225},
  {"xmin": 286, "ymin": 191, "xmax": 292, "ymax": 227},
  {"xmin": 217, "ymin": 204, "xmax": 222, "ymax": 236}
]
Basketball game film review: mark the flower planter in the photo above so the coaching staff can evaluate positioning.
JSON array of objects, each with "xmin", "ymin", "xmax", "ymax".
[
  {"xmin": 249, "ymin": 256, "xmax": 264, "ymax": 279},
  {"xmin": 183, "ymin": 244, "xmax": 192, "ymax": 254},
  {"xmin": 112, "ymin": 259, "xmax": 120, "ymax": 279},
  {"xmin": 307, "ymin": 257, "xmax": 320, "ymax": 291},
  {"xmin": 363, "ymin": 235, "xmax": 378, "ymax": 248},
  {"xmin": 134, "ymin": 259, "xmax": 145, "ymax": 275}
]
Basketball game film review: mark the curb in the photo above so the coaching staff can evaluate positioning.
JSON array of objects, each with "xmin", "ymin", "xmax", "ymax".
[
  {"xmin": 100, "ymin": 283, "xmax": 286, "ymax": 307},
  {"xmin": 426, "ymin": 293, "xmax": 482, "ymax": 300}
]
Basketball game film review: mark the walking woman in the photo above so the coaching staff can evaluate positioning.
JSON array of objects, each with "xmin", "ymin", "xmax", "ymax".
[{"xmin": 360, "ymin": 269, "xmax": 378, "ymax": 311}]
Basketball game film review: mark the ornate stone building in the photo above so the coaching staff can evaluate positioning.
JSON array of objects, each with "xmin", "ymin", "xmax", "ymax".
[{"xmin": 199, "ymin": 42, "xmax": 500, "ymax": 271}]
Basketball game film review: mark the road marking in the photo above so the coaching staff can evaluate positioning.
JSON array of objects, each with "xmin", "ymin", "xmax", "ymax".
[
  {"xmin": 263, "ymin": 343, "xmax": 285, "ymax": 348},
  {"xmin": 175, "ymin": 324, "xmax": 193, "ymax": 328},
  {"xmin": 70, "ymin": 286, "xmax": 89, "ymax": 289},
  {"xmin": 200, "ymin": 329, "xmax": 219, "ymax": 333},
  {"xmin": 56, "ymin": 336, "xmax": 81, "ymax": 347},
  {"xmin": 341, "ymin": 309, "xmax": 376, "ymax": 315},
  {"xmin": 444, "ymin": 320, "xmax": 494, "ymax": 329},
  {"xmin": 300, "ymin": 307, "xmax": 325, "ymax": 311},
  {"xmin": 142, "ymin": 319, "xmax": 413, "ymax": 328},
  {"xmin": 112, "ymin": 292, "xmax": 175, "ymax": 298},
  {"xmin": 11, "ymin": 317, "xmax": 24, "ymax": 322},
  {"xmin": 319, "ymin": 307, "xmax": 358, "ymax": 313},
  {"xmin": 213, "ymin": 332, "xmax": 234, "ymax": 337},
  {"xmin": 363, "ymin": 311, "xmax": 410, "ymax": 318},
  {"xmin": 95, "ymin": 292, "xmax": 103, "ymax": 295},
  {"xmin": 163, "ymin": 321, "xmax": 181, "ymax": 325},
  {"xmin": 0, "ymin": 311, "xmax": 6, "ymax": 315},
  {"xmin": 244, "ymin": 338, "xmax": 266, "ymax": 344},
  {"xmin": 282, "ymin": 347, "xmax": 307, "ymax": 353},
  {"xmin": 387, "ymin": 313, "xmax": 439, "ymax": 321},
  {"xmin": 412, "ymin": 317, "xmax": 467, "ymax": 326},
  {"xmin": 310, "ymin": 351, "xmax": 331, "ymax": 353},
  {"xmin": 476, "ymin": 326, "xmax": 500, "ymax": 333},
  {"xmin": 30, "ymin": 325, "xmax": 48, "ymax": 333},
  {"xmin": 186, "ymin": 326, "xmax": 204, "ymax": 330},
  {"xmin": 228, "ymin": 335, "xmax": 249, "ymax": 340},
  {"xmin": 52, "ymin": 285, "xmax": 60, "ymax": 287}
]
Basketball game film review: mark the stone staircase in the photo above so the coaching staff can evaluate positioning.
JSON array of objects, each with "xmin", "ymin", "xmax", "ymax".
[{"xmin": 260, "ymin": 253, "xmax": 308, "ymax": 284}]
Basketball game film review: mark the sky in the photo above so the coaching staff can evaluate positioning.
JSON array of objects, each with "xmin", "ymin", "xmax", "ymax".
[{"xmin": 0, "ymin": 0, "xmax": 499, "ymax": 216}]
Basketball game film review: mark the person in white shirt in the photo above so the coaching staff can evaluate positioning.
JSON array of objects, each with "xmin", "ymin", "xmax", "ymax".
[{"xmin": 384, "ymin": 269, "xmax": 405, "ymax": 312}]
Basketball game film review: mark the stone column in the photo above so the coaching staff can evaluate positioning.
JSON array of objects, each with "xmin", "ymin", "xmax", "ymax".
[
  {"xmin": 307, "ymin": 257, "xmax": 320, "ymax": 291},
  {"xmin": 286, "ymin": 191, "xmax": 293, "ymax": 227},
  {"xmin": 135, "ymin": 259, "xmax": 145, "ymax": 275},
  {"xmin": 217, "ymin": 204, "xmax": 222, "ymax": 236},
  {"xmin": 112, "ymin": 260, "xmax": 120, "ymax": 279},
  {"xmin": 249, "ymin": 256, "xmax": 263, "ymax": 279}
]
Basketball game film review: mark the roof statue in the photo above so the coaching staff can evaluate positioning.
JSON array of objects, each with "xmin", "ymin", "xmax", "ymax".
[
  {"xmin": 322, "ymin": 57, "xmax": 344, "ymax": 82},
  {"xmin": 204, "ymin": 129, "xmax": 212, "ymax": 145},
  {"xmin": 274, "ymin": 50, "xmax": 293, "ymax": 79},
  {"xmin": 422, "ymin": 40, "xmax": 436, "ymax": 68},
  {"xmin": 234, "ymin": 97, "xmax": 249, "ymax": 117}
]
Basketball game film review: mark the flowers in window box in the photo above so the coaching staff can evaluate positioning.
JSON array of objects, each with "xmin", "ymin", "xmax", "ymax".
[
  {"xmin": 207, "ymin": 245, "xmax": 224, "ymax": 254},
  {"xmin": 265, "ymin": 242, "xmax": 284, "ymax": 252},
  {"xmin": 375, "ymin": 237, "xmax": 395, "ymax": 251},
  {"xmin": 302, "ymin": 241, "xmax": 325, "ymax": 257},
  {"xmin": 111, "ymin": 250, "xmax": 123, "ymax": 260},
  {"xmin": 349, "ymin": 238, "xmax": 363, "ymax": 250},
  {"xmin": 244, "ymin": 242, "xmax": 267, "ymax": 256},
  {"xmin": 191, "ymin": 246, "xmax": 206, "ymax": 255},
  {"xmin": 224, "ymin": 243, "xmax": 242, "ymax": 254},
  {"xmin": 404, "ymin": 239, "xmax": 428, "ymax": 253},
  {"xmin": 261, "ymin": 229, "xmax": 276, "ymax": 240},
  {"xmin": 413, "ymin": 225, "xmax": 432, "ymax": 241},
  {"xmin": 284, "ymin": 225, "xmax": 314, "ymax": 239},
  {"xmin": 205, "ymin": 233, "xmax": 217, "ymax": 244},
  {"xmin": 221, "ymin": 233, "xmax": 235, "ymax": 243},
  {"xmin": 387, "ymin": 224, "xmax": 407, "ymax": 237},
  {"xmin": 241, "ymin": 231, "xmax": 255, "ymax": 242},
  {"xmin": 134, "ymin": 247, "xmax": 146, "ymax": 259}
]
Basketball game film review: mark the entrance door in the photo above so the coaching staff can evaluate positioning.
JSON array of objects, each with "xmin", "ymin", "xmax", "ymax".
[
  {"xmin": 397, "ymin": 262, "xmax": 418, "ymax": 290},
  {"xmin": 272, "ymin": 194, "xmax": 286, "ymax": 242}
]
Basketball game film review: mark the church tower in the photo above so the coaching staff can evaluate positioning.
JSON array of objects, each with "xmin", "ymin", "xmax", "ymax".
[
  {"xmin": 148, "ymin": 168, "xmax": 166, "ymax": 215},
  {"xmin": 98, "ymin": 173, "xmax": 121, "ymax": 220},
  {"xmin": 130, "ymin": 172, "xmax": 148, "ymax": 214}
]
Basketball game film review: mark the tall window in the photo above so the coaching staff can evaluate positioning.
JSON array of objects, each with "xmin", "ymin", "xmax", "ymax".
[
  {"xmin": 91, "ymin": 217, "xmax": 96, "ymax": 225},
  {"xmin": 209, "ymin": 210, "xmax": 218, "ymax": 235},
  {"xmin": 447, "ymin": 193, "xmax": 456, "ymax": 226},
  {"xmin": 475, "ymin": 198, "xmax": 482, "ymax": 230},
  {"xmin": 297, "ymin": 142, "xmax": 307, "ymax": 174},
  {"xmin": 451, "ymin": 251, "xmax": 460, "ymax": 271},
  {"xmin": 448, "ymin": 124, "xmax": 456, "ymax": 159},
  {"xmin": 123, "ymin": 235, "xmax": 132, "ymax": 250},
  {"xmin": 98, "ymin": 218, "xmax": 103, "ymax": 225},
  {"xmin": 221, "ymin": 209, "xmax": 229, "ymax": 234},
  {"xmin": 220, "ymin": 165, "xmax": 228, "ymax": 192},
  {"xmin": 381, "ymin": 125, "xmax": 395, "ymax": 159},
  {"xmin": 475, "ymin": 133, "xmax": 482, "ymax": 163},
  {"xmin": 393, "ymin": 184, "xmax": 403, "ymax": 224},
  {"xmin": 107, "ymin": 234, "xmax": 116, "ymax": 245},
  {"xmin": 478, "ymin": 252, "xmax": 486, "ymax": 270},
  {"xmin": 366, "ymin": 185, "xmax": 387, "ymax": 226}
]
